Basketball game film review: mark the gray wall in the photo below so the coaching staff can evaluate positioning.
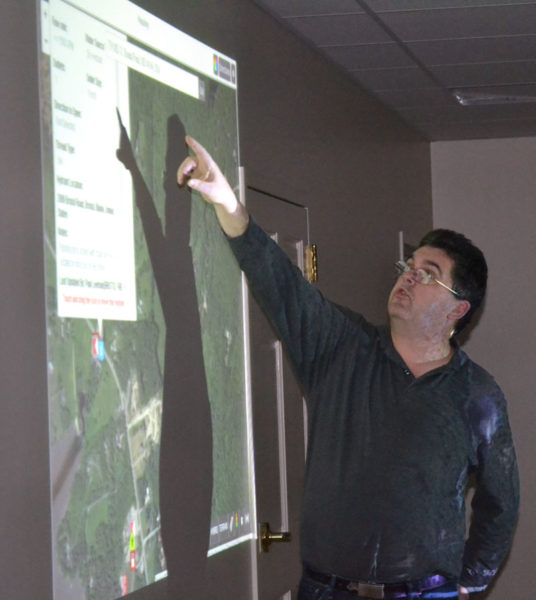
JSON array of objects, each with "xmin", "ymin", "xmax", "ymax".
[
  {"xmin": 0, "ymin": 1, "xmax": 431, "ymax": 598},
  {"xmin": 432, "ymin": 137, "xmax": 536, "ymax": 599}
]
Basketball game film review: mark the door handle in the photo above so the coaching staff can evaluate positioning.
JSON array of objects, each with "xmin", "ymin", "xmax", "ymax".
[{"xmin": 259, "ymin": 522, "xmax": 291, "ymax": 552}]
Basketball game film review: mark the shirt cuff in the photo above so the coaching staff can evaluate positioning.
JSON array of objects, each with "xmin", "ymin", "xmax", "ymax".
[{"xmin": 459, "ymin": 565, "xmax": 495, "ymax": 593}]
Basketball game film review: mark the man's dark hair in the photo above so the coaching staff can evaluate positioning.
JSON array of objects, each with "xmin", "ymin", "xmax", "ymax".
[{"xmin": 418, "ymin": 229, "xmax": 487, "ymax": 335}]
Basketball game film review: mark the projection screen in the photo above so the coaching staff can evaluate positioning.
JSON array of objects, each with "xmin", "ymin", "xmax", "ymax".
[{"xmin": 39, "ymin": 1, "xmax": 255, "ymax": 598}]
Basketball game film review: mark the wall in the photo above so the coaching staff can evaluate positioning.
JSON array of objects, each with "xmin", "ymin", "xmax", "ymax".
[
  {"xmin": 432, "ymin": 137, "xmax": 536, "ymax": 599},
  {"xmin": 0, "ymin": 1, "xmax": 431, "ymax": 598}
]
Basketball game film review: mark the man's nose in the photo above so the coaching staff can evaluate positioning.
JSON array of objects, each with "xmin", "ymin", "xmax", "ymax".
[{"xmin": 403, "ymin": 268, "xmax": 418, "ymax": 285}]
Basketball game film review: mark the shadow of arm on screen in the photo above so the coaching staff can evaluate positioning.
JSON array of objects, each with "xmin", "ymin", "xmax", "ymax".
[{"xmin": 116, "ymin": 110, "xmax": 213, "ymax": 599}]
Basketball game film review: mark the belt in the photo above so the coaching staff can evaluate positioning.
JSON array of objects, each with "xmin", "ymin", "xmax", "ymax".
[{"xmin": 304, "ymin": 566, "xmax": 450, "ymax": 599}]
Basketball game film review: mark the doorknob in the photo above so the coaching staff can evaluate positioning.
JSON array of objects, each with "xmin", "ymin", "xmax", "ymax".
[{"xmin": 259, "ymin": 522, "xmax": 291, "ymax": 552}]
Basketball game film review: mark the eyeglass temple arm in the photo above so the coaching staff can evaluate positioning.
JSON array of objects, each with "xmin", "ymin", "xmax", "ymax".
[{"xmin": 435, "ymin": 279, "xmax": 460, "ymax": 296}]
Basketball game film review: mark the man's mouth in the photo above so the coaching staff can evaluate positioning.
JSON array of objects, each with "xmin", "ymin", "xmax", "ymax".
[{"xmin": 394, "ymin": 285, "xmax": 412, "ymax": 300}]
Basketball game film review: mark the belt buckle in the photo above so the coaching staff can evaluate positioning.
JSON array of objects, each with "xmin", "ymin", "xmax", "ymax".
[{"xmin": 347, "ymin": 581, "xmax": 385, "ymax": 599}]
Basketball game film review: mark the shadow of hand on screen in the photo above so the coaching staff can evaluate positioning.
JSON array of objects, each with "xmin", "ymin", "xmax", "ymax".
[{"xmin": 117, "ymin": 110, "xmax": 213, "ymax": 599}]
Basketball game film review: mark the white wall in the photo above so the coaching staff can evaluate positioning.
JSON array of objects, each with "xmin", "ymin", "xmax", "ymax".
[{"xmin": 432, "ymin": 137, "xmax": 536, "ymax": 599}]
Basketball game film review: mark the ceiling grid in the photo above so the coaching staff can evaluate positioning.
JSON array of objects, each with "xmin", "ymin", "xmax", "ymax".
[{"xmin": 254, "ymin": 0, "xmax": 536, "ymax": 140}]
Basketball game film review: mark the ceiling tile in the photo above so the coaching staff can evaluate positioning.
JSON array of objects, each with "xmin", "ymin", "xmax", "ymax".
[
  {"xmin": 380, "ymin": 5, "xmax": 536, "ymax": 42},
  {"xmin": 431, "ymin": 61, "xmax": 536, "ymax": 87},
  {"xmin": 454, "ymin": 83, "xmax": 536, "ymax": 97},
  {"xmin": 408, "ymin": 35, "xmax": 536, "ymax": 67},
  {"xmin": 284, "ymin": 13, "xmax": 391, "ymax": 46},
  {"xmin": 367, "ymin": 0, "xmax": 536, "ymax": 11},
  {"xmin": 351, "ymin": 66, "xmax": 437, "ymax": 90},
  {"xmin": 254, "ymin": 0, "xmax": 363, "ymax": 18},
  {"xmin": 323, "ymin": 43, "xmax": 414, "ymax": 70}
]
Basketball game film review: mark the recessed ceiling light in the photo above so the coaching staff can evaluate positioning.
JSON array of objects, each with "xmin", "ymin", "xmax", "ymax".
[{"xmin": 452, "ymin": 89, "xmax": 536, "ymax": 106}]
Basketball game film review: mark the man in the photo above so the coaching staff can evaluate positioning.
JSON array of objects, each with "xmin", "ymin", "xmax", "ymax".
[{"xmin": 178, "ymin": 137, "xmax": 519, "ymax": 599}]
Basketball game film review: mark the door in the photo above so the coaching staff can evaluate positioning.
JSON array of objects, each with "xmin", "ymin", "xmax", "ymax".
[{"xmin": 246, "ymin": 186, "xmax": 311, "ymax": 600}]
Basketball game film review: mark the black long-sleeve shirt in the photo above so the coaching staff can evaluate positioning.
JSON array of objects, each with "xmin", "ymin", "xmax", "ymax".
[{"xmin": 229, "ymin": 219, "xmax": 519, "ymax": 592}]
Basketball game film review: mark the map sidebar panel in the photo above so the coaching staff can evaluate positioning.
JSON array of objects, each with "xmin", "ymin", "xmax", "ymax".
[{"xmin": 40, "ymin": 1, "xmax": 255, "ymax": 599}]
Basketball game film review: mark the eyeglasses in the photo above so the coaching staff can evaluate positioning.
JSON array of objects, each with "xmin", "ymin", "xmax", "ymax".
[{"xmin": 395, "ymin": 260, "xmax": 460, "ymax": 297}]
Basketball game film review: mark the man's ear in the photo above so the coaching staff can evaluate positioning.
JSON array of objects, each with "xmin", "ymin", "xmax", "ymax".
[{"xmin": 448, "ymin": 299, "xmax": 471, "ymax": 322}]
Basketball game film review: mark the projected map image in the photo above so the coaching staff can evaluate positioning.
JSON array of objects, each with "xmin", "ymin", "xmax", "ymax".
[
  {"xmin": 41, "ymin": 2, "xmax": 253, "ymax": 599},
  {"xmin": 124, "ymin": 68, "xmax": 252, "ymax": 550}
]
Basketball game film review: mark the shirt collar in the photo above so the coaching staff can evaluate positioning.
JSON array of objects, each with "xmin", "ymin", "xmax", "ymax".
[{"xmin": 378, "ymin": 325, "xmax": 467, "ymax": 374}]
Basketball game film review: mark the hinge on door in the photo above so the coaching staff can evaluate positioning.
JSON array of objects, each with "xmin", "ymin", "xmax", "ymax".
[{"xmin": 305, "ymin": 244, "xmax": 318, "ymax": 283}]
